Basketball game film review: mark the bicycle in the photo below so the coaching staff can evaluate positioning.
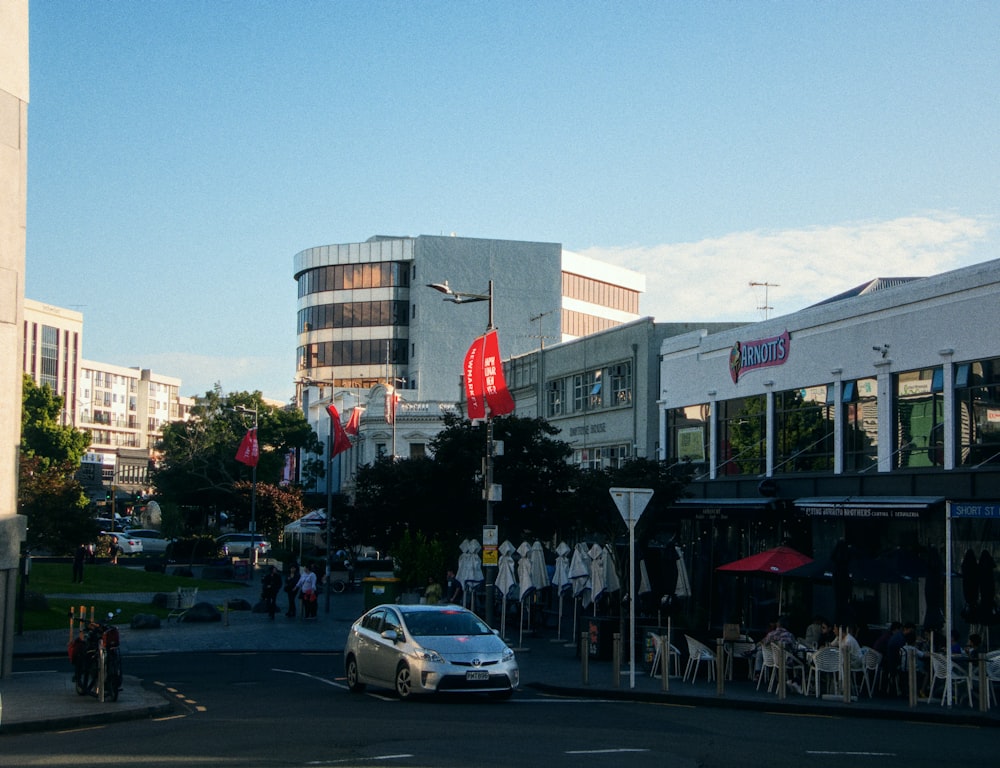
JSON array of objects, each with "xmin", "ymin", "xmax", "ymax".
[{"xmin": 71, "ymin": 614, "xmax": 123, "ymax": 702}]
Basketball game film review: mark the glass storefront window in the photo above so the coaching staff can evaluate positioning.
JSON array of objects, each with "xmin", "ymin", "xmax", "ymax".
[
  {"xmin": 718, "ymin": 396, "xmax": 766, "ymax": 476},
  {"xmin": 668, "ymin": 404, "xmax": 710, "ymax": 475},
  {"xmin": 843, "ymin": 378, "xmax": 878, "ymax": 472},
  {"xmin": 955, "ymin": 356, "xmax": 1000, "ymax": 467},
  {"xmin": 894, "ymin": 367, "xmax": 943, "ymax": 469},
  {"xmin": 774, "ymin": 385, "xmax": 834, "ymax": 473}
]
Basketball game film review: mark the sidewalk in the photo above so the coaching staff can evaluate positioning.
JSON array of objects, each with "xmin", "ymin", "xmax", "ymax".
[{"xmin": 3, "ymin": 592, "xmax": 999, "ymax": 733}]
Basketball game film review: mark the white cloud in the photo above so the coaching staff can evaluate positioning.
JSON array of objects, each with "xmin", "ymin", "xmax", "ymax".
[{"xmin": 579, "ymin": 212, "xmax": 996, "ymax": 323}]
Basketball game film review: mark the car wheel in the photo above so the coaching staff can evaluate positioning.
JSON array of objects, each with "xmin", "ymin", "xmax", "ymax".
[
  {"xmin": 331, "ymin": 579, "xmax": 347, "ymax": 594},
  {"xmin": 395, "ymin": 662, "xmax": 413, "ymax": 699},
  {"xmin": 345, "ymin": 655, "xmax": 365, "ymax": 693}
]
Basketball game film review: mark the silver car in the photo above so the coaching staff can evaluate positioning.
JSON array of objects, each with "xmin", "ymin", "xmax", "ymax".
[{"xmin": 344, "ymin": 604, "xmax": 518, "ymax": 700}]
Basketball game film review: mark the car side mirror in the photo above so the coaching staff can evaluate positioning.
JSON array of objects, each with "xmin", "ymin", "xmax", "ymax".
[{"xmin": 380, "ymin": 629, "xmax": 400, "ymax": 643}]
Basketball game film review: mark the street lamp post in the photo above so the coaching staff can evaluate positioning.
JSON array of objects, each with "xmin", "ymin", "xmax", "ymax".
[
  {"xmin": 427, "ymin": 279, "xmax": 499, "ymax": 624},
  {"xmin": 232, "ymin": 404, "xmax": 259, "ymax": 568}
]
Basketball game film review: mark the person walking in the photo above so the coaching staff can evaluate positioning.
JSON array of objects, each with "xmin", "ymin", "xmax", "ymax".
[
  {"xmin": 296, "ymin": 564, "xmax": 318, "ymax": 620},
  {"xmin": 284, "ymin": 564, "xmax": 300, "ymax": 618},
  {"xmin": 445, "ymin": 569, "xmax": 463, "ymax": 605},
  {"xmin": 261, "ymin": 565, "xmax": 282, "ymax": 621}
]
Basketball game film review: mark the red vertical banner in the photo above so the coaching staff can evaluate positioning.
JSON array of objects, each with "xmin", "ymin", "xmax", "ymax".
[
  {"xmin": 482, "ymin": 329, "xmax": 515, "ymax": 416},
  {"xmin": 345, "ymin": 406, "xmax": 365, "ymax": 436},
  {"xmin": 235, "ymin": 428, "xmax": 259, "ymax": 467},
  {"xmin": 464, "ymin": 334, "xmax": 487, "ymax": 419},
  {"xmin": 385, "ymin": 390, "xmax": 400, "ymax": 424},
  {"xmin": 326, "ymin": 404, "xmax": 352, "ymax": 457}
]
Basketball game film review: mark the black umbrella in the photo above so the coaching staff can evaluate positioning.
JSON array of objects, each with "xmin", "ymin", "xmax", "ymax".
[
  {"xmin": 979, "ymin": 550, "xmax": 997, "ymax": 624},
  {"xmin": 960, "ymin": 549, "xmax": 979, "ymax": 622},
  {"xmin": 922, "ymin": 546, "xmax": 944, "ymax": 632}
]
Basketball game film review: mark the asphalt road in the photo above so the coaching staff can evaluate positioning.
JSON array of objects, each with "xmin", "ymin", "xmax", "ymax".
[{"xmin": 4, "ymin": 652, "xmax": 992, "ymax": 768}]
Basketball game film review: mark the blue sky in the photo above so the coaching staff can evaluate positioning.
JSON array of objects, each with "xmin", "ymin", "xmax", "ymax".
[{"xmin": 26, "ymin": 1, "xmax": 999, "ymax": 403}]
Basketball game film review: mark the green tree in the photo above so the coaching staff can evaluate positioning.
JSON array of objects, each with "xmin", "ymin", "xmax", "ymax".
[
  {"xmin": 152, "ymin": 387, "xmax": 323, "ymax": 532},
  {"xmin": 18, "ymin": 376, "xmax": 93, "ymax": 554}
]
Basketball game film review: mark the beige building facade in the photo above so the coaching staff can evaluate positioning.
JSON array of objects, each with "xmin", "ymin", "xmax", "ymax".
[{"xmin": 0, "ymin": 0, "xmax": 28, "ymax": 679}]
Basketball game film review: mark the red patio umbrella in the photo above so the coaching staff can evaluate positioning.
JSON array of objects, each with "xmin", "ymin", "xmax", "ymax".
[
  {"xmin": 717, "ymin": 546, "xmax": 813, "ymax": 575},
  {"xmin": 717, "ymin": 546, "xmax": 814, "ymax": 616}
]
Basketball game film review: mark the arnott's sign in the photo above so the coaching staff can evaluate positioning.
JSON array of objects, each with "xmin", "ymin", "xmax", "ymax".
[{"xmin": 729, "ymin": 330, "xmax": 790, "ymax": 383}]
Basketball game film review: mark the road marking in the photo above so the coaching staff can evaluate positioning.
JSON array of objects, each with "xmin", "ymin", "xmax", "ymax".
[
  {"xmin": 152, "ymin": 714, "xmax": 188, "ymax": 722},
  {"xmin": 273, "ymin": 668, "xmax": 345, "ymax": 689},
  {"xmin": 306, "ymin": 756, "xmax": 414, "ymax": 764},
  {"xmin": 56, "ymin": 725, "xmax": 107, "ymax": 734},
  {"xmin": 566, "ymin": 748, "xmax": 650, "ymax": 754},
  {"xmin": 807, "ymin": 751, "xmax": 897, "ymax": 756}
]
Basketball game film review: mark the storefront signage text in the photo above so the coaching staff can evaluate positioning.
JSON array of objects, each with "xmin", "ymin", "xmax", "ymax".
[{"xmin": 729, "ymin": 330, "xmax": 791, "ymax": 383}]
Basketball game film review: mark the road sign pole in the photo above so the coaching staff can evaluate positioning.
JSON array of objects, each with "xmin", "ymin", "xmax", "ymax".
[{"xmin": 609, "ymin": 488, "xmax": 654, "ymax": 689}]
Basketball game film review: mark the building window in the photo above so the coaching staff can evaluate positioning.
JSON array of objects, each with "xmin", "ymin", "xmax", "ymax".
[
  {"xmin": 409, "ymin": 443, "xmax": 426, "ymax": 459},
  {"xmin": 718, "ymin": 396, "xmax": 766, "ymax": 476},
  {"xmin": 573, "ymin": 444, "xmax": 631, "ymax": 470},
  {"xmin": 546, "ymin": 379, "xmax": 565, "ymax": 417},
  {"xmin": 297, "ymin": 300, "xmax": 409, "ymax": 333},
  {"xmin": 773, "ymin": 385, "xmax": 835, "ymax": 473},
  {"xmin": 894, "ymin": 367, "xmax": 944, "ymax": 469},
  {"xmin": 843, "ymin": 378, "xmax": 878, "ymax": 472},
  {"xmin": 297, "ymin": 261, "xmax": 410, "ymax": 297},
  {"xmin": 954, "ymin": 357, "xmax": 1000, "ymax": 467},
  {"xmin": 609, "ymin": 362, "xmax": 632, "ymax": 406},
  {"xmin": 297, "ymin": 338, "xmax": 408, "ymax": 371},
  {"xmin": 668, "ymin": 404, "xmax": 710, "ymax": 474},
  {"xmin": 573, "ymin": 370, "xmax": 601, "ymax": 412}
]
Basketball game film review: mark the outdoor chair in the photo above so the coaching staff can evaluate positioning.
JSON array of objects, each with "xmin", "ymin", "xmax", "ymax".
[
  {"xmin": 805, "ymin": 646, "xmax": 841, "ymax": 698},
  {"xmin": 757, "ymin": 642, "xmax": 777, "ymax": 691},
  {"xmin": 927, "ymin": 652, "xmax": 972, "ymax": 707},
  {"xmin": 860, "ymin": 648, "xmax": 883, "ymax": 698},
  {"xmin": 773, "ymin": 642, "xmax": 807, "ymax": 692},
  {"xmin": 725, "ymin": 635, "xmax": 756, "ymax": 680},
  {"xmin": 683, "ymin": 634, "xmax": 716, "ymax": 684},
  {"xmin": 648, "ymin": 633, "xmax": 681, "ymax": 678},
  {"xmin": 167, "ymin": 586, "xmax": 198, "ymax": 622}
]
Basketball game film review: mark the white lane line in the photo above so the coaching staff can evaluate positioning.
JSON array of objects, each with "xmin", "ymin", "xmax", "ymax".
[
  {"xmin": 807, "ymin": 751, "xmax": 897, "ymax": 756},
  {"xmin": 306, "ymin": 756, "xmax": 414, "ymax": 764},
  {"xmin": 566, "ymin": 749, "xmax": 650, "ymax": 754},
  {"xmin": 273, "ymin": 668, "xmax": 345, "ymax": 688}
]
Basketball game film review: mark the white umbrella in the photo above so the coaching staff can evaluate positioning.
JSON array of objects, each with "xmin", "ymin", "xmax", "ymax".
[
  {"xmin": 529, "ymin": 541, "xmax": 548, "ymax": 593},
  {"xmin": 551, "ymin": 541, "xmax": 572, "ymax": 641},
  {"xmin": 516, "ymin": 541, "xmax": 536, "ymax": 648},
  {"xmin": 456, "ymin": 539, "xmax": 484, "ymax": 609},
  {"xmin": 602, "ymin": 545, "xmax": 621, "ymax": 595},
  {"xmin": 588, "ymin": 543, "xmax": 606, "ymax": 610},
  {"xmin": 495, "ymin": 541, "xmax": 517, "ymax": 639},
  {"xmin": 569, "ymin": 543, "xmax": 593, "ymax": 641}
]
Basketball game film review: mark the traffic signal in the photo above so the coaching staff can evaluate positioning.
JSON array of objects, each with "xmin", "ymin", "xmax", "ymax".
[
  {"xmin": 105, "ymin": 489, "xmax": 112, "ymax": 502},
  {"xmin": 133, "ymin": 491, "xmax": 142, "ymax": 503}
]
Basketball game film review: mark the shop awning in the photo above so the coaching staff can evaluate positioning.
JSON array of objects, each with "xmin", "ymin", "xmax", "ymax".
[
  {"xmin": 794, "ymin": 496, "xmax": 945, "ymax": 519},
  {"xmin": 671, "ymin": 498, "xmax": 786, "ymax": 518}
]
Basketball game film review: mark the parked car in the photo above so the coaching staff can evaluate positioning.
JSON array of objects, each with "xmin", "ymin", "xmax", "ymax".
[
  {"xmin": 344, "ymin": 603, "xmax": 518, "ymax": 699},
  {"xmin": 216, "ymin": 533, "xmax": 271, "ymax": 558},
  {"xmin": 101, "ymin": 531, "xmax": 144, "ymax": 556},
  {"xmin": 122, "ymin": 528, "xmax": 175, "ymax": 554}
]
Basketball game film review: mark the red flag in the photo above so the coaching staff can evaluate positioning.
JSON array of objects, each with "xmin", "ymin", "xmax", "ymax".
[
  {"xmin": 345, "ymin": 406, "xmax": 365, "ymax": 436},
  {"xmin": 463, "ymin": 335, "xmax": 487, "ymax": 420},
  {"xmin": 385, "ymin": 390, "xmax": 400, "ymax": 425},
  {"xmin": 326, "ymin": 404, "xmax": 352, "ymax": 458},
  {"xmin": 235, "ymin": 428, "xmax": 259, "ymax": 467},
  {"xmin": 482, "ymin": 329, "xmax": 515, "ymax": 416}
]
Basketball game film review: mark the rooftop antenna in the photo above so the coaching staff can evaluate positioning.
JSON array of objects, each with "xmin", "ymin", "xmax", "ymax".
[{"xmin": 749, "ymin": 281, "xmax": 779, "ymax": 320}]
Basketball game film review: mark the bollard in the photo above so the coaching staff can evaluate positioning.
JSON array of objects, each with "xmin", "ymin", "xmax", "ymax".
[
  {"xmin": 842, "ymin": 645, "xmax": 851, "ymax": 703},
  {"xmin": 715, "ymin": 639, "xmax": 724, "ymax": 695},
  {"xmin": 907, "ymin": 648, "xmax": 917, "ymax": 707},
  {"xmin": 580, "ymin": 632, "xmax": 590, "ymax": 685},
  {"xmin": 979, "ymin": 656, "xmax": 988, "ymax": 712},
  {"xmin": 660, "ymin": 634, "xmax": 670, "ymax": 692},
  {"xmin": 612, "ymin": 633, "xmax": 621, "ymax": 688},
  {"xmin": 777, "ymin": 646, "xmax": 786, "ymax": 700}
]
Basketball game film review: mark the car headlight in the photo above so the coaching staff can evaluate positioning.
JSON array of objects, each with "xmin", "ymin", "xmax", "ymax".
[
  {"xmin": 502, "ymin": 647, "xmax": 515, "ymax": 662},
  {"xmin": 414, "ymin": 648, "xmax": 445, "ymax": 663}
]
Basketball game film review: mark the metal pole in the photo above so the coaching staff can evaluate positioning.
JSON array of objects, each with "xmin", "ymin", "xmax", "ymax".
[
  {"xmin": 325, "ymin": 407, "xmax": 334, "ymax": 615},
  {"xmin": 484, "ymin": 416, "xmax": 495, "ymax": 624}
]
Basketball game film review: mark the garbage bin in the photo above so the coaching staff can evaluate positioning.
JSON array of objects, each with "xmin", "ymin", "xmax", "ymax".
[{"xmin": 363, "ymin": 577, "xmax": 402, "ymax": 610}]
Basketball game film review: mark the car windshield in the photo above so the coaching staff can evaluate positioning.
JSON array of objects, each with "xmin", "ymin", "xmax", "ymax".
[{"xmin": 401, "ymin": 609, "xmax": 492, "ymax": 637}]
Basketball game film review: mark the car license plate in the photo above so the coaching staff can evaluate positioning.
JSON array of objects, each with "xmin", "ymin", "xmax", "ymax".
[{"xmin": 466, "ymin": 670, "xmax": 490, "ymax": 681}]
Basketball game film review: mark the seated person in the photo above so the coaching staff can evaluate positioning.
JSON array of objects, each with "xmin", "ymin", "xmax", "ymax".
[{"xmin": 804, "ymin": 615, "xmax": 825, "ymax": 649}]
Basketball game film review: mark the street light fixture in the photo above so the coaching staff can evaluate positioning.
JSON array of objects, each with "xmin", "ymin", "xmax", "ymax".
[{"xmin": 427, "ymin": 279, "xmax": 500, "ymax": 625}]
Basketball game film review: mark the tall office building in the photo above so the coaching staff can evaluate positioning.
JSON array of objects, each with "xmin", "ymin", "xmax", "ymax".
[{"xmin": 293, "ymin": 234, "xmax": 644, "ymax": 403}]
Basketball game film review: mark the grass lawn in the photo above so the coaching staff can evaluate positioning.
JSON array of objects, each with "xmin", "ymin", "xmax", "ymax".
[{"xmin": 20, "ymin": 561, "xmax": 251, "ymax": 632}]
